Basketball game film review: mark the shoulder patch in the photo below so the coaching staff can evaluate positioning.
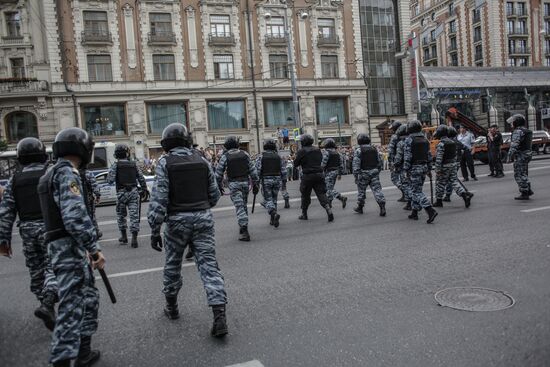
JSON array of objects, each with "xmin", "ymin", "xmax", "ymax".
[{"xmin": 69, "ymin": 181, "xmax": 81, "ymax": 196}]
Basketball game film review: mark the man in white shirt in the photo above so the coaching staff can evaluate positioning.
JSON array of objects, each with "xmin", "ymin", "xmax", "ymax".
[{"xmin": 458, "ymin": 126, "xmax": 477, "ymax": 181}]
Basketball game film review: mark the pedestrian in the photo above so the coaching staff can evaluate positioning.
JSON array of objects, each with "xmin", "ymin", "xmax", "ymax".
[
  {"xmin": 276, "ymin": 127, "xmax": 283, "ymax": 148},
  {"xmin": 352, "ymin": 134, "xmax": 386, "ymax": 216},
  {"xmin": 457, "ymin": 126, "xmax": 477, "ymax": 181},
  {"xmin": 387, "ymin": 121, "xmax": 405, "ymax": 201},
  {"xmin": 0, "ymin": 137, "xmax": 58, "ymax": 331},
  {"xmin": 321, "ymin": 138, "xmax": 347, "ymax": 209},
  {"xmin": 215, "ymin": 136, "xmax": 260, "ymax": 241},
  {"xmin": 506, "ymin": 114, "xmax": 533, "ymax": 200},
  {"xmin": 147, "ymin": 123, "xmax": 228, "ymax": 337},
  {"xmin": 107, "ymin": 144, "xmax": 147, "ymax": 248},
  {"xmin": 256, "ymin": 139, "xmax": 287, "ymax": 228},
  {"xmin": 432, "ymin": 125, "xmax": 474, "ymax": 208},
  {"xmin": 393, "ymin": 124, "xmax": 412, "ymax": 210},
  {"xmin": 487, "ymin": 124, "xmax": 504, "ymax": 178},
  {"xmin": 81, "ymin": 170, "xmax": 102, "ymax": 239},
  {"xmin": 282, "ymin": 127, "xmax": 290, "ymax": 149},
  {"xmin": 293, "ymin": 134, "xmax": 333, "ymax": 221},
  {"xmin": 403, "ymin": 120, "xmax": 438, "ymax": 223},
  {"xmin": 38, "ymin": 128, "xmax": 105, "ymax": 367}
]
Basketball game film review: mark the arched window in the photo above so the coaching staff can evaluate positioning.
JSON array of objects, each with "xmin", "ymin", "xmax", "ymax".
[{"xmin": 5, "ymin": 111, "xmax": 38, "ymax": 143}]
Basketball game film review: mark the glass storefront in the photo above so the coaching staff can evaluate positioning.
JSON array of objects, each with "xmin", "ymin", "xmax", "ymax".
[
  {"xmin": 207, "ymin": 100, "xmax": 246, "ymax": 130},
  {"xmin": 5, "ymin": 111, "xmax": 38, "ymax": 143},
  {"xmin": 315, "ymin": 97, "xmax": 348, "ymax": 125},
  {"xmin": 82, "ymin": 104, "xmax": 127, "ymax": 136},
  {"xmin": 146, "ymin": 102, "xmax": 187, "ymax": 134}
]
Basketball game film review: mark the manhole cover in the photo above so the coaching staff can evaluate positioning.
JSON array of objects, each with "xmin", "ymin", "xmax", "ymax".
[{"xmin": 435, "ymin": 287, "xmax": 515, "ymax": 312}]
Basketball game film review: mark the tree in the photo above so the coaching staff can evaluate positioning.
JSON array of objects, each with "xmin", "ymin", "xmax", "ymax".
[{"xmin": 0, "ymin": 140, "xmax": 7, "ymax": 152}]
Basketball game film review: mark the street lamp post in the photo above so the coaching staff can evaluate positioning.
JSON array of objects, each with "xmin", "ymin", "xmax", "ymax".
[{"xmin": 282, "ymin": 6, "xmax": 301, "ymax": 131}]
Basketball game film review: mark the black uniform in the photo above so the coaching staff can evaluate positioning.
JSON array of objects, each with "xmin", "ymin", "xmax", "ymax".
[
  {"xmin": 294, "ymin": 146, "xmax": 330, "ymax": 214},
  {"xmin": 488, "ymin": 132, "xmax": 504, "ymax": 176}
]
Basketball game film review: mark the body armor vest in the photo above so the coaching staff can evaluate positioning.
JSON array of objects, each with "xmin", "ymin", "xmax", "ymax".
[
  {"xmin": 37, "ymin": 163, "xmax": 70, "ymax": 243},
  {"xmin": 166, "ymin": 153, "xmax": 210, "ymax": 213},
  {"xmin": 226, "ymin": 150, "xmax": 249, "ymax": 180},
  {"xmin": 300, "ymin": 147, "xmax": 323, "ymax": 174},
  {"xmin": 13, "ymin": 166, "xmax": 46, "ymax": 221},
  {"xmin": 261, "ymin": 151, "xmax": 281, "ymax": 177},
  {"xmin": 411, "ymin": 135, "xmax": 429, "ymax": 164},
  {"xmin": 116, "ymin": 160, "xmax": 137, "ymax": 188},
  {"xmin": 360, "ymin": 145, "xmax": 379, "ymax": 170},
  {"xmin": 519, "ymin": 128, "xmax": 533, "ymax": 151},
  {"xmin": 442, "ymin": 139, "xmax": 457, "ymax": 164},
  {"xmin": 325, "ymin": 150, "xmax": 340, "ymax": 171}
]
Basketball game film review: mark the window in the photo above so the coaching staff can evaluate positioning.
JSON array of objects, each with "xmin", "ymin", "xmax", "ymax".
[
  {"xmin": 518, "ymin": 39, "xmax": 527, "ymax": 53},
  {"xmin": 83, "ymin": 11, "xmax": 108, "ymax": 34},
  {"xmin": 321, "ymin": 55, "xmax": 338, "ymax": 78},
  {"xmin": 424, "ymin": 48, "xmax": 430, "ymax": 60},
  {"xmin": 153, "ymin": 54, "xmax": 176, "ymax": 80},
  {"xmin": 508, "ymin": 57, "xmax": 528, "ymax": 67},
  {"xmin": 5, "ymin": 111, "xmax": 37, "ymax": 143},
  {"xmin": 448, "ymin": 2, "xmax": 455, "ymax": 15},
  {"xmin": 516, "ymin": 2, "xmax": 526, "ymax": 16},
  {"xmin": 88, "ymin": 148, "xmax": 107, "ymax": 171},
  {"xmin": 518, "ymin": 57, "xmax": 527, "ymax": 66},
  {"xmin": 474, "ymin": 27, "xmax": 482, "ymax": 42},
  {"xmin": 545, "ymin": 39, "xmax": 550, "ymax": 54},
  {"xmin": 207, "ymin": 100, "xmax": 246, "ymax": 130},
  {"xmin": 545, "ymin": 3, "xmax": 550, "ymax": 17},
  {"xmin": 507, "ymin": 20, "xmax": 515, "ymax": 34},
  {"xmin": 147, "ymin": 103, "xmax": 187, "ymax": 134},
  {"xmin": 269, "ymin": 55, "xmax": 288, "ymax": 79},
  {"xmin": 5, "ymin": 12, "xmax": 21, "ymax": 37},
  {"xmin": 264, "ymin": 99, "xmax": 293, "ymax": 127},
  {"xmin": 210, "ymin": 15, "xmax": 230, "ymax": 36},
  {"xmin": 83, "ymin": 105, "xmax": 127, "ymax": 136},
  {"xmin": 150, "ymin": 13, "xmax": 172, "ymax": 34},
  {"xmin": 475, "ymin": 45, "xmax": 483, "ymax": 61},
  {"xmin": 546, "ymin": 21, "xmax": 550, "ymax": 34},
  {"xmin": 506, "ymin": 2, "xmax": 514, "ymax": 16},
  {"xmin": 266, "ymin": 16, "xmax": 285, "ymax": 37},
  {"xmin": 87, "ymin": 55, "xmax": 112, "ymax": 82},
  {"xmin": 472, "ymin": 9, "xmax": 481, "ymax": 23},
  {"xmin": 449, "ymin": 20, "xmax": 457, "ymax": 34},
  {"xmin": 449, "ymin": 36, "xmax": 457, "ymax": 51},
  {"xmin": 318, "ymin": 18, "xmax": 336, "ymax": 40},
  {"xmin": 315, "ymin": 98, "xmax": 347, "ymax": 125},
  {"xmin": 10, "ymin": 58, "xmax": 25, "ymax": 78},
  {"xmin": 213, "ymin": 54, "xmax": 234, "ymax": 79},
  {"xmin": 450, "ymin": 53, "xmax": 458, "ymax": 66},
  {"xmin": 431, "ymin": 46, "xmax": 437, "ymax": 58},
  {"xmin": 546, "ymin": 57, "xmax": 550, "ymax": 67},
  {"xmin": 517, "ymin": 20, "xmax": 526, "ymax": 34}
]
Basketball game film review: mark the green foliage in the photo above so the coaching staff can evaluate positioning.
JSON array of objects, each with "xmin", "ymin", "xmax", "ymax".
[{"xmin": 0, "ymin": 140, "xmax": 7, "ymax": 152}]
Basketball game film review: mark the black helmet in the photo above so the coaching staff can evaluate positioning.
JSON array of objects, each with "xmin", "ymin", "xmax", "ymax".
[
  {"xmin": 390, "ymin": 121, "xmax": 402, "ymax": 133},
  {"xmin": 447, "ymin": 126, "xmax": 458, "ymax": 138},
  {"xmin": 323, "ymin": 138, "xmax": 336, "ymax": 149},
  {"xmin": 396, "ymin": 124, "xmax": 408, "ymax": 137},
  {"xmin": 114, "ymin": 143, "xmax": 130, "ymax": 159},
  {"xmin": 161, "ymin": 123, "xmax": 192, "ymax": 151},
  {"xmin": 301, "ymin": 134, "xmax": 314, "ymax": 147},
  {"xmin": 407, "ymin": 120, "xmax": 423, "ymax": 134},
  {"xmin": 433, "ymin": 125, "xmax": 448, "ymax": 139},
  {"xmin": 263, "ymin": 138, "xmax": 277, "ymax": 151},
  {"xmin": 53, "ymin": 128, "xmax": 94, "ymax": 169},
  {"xmin": 224, "ymin": 136, "xmax": 240, "ymax": 150},
  {"xmin": 357, "ymin": 134, "xmax": 371, "ymax": 145},
  {"xmin": 16, "ymin": 137, "xmax": 48, "ymax": 165},
  {"xmin": 507, "ymin": 114, "xmax": 526, "ymax": 128}
]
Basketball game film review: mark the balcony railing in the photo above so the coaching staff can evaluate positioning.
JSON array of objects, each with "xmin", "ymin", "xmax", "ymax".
[
  {"xmin": 508, "ymin": 29, "xmax": 528, "ymax": 36},
  {"xmin": 448, "ymin": 44, "xmax": 458, "ymax": 52},
  {"xmin": 317, "ymin": 34, "xmax": 340, "ymax": 47},
  {"xmin": 264, "ymin": 33, "xmax": 287, "ymax": 46},
  {"xmin": 449, "ymin": 26, "xmax": 457, "ymax": 35},
  {"xmin": 474, "ymin": 34, "xmax": 482, "ymax": 43},
  {"xmin": 509, "ymin": 47, "xmax": 531, "ymax": 55},
  {"xmin": 475, "ymin": 52, "xmax": 483, "ymax": 61},
  {"xmin": 208, "ymin": 33, "xmax": 235, "ymax": 46},
  {"xmin": 148, "ymin": 31, "xmax": 176, "ymax": 45},
  {"xmin": 0, "ymin": 79, "xmax": 48, "ymax": 94},
  {"xmin": 424, "ymin": 53, "xmax": 437, "ymax": 63},
  {"xmin": 1, "ymin": 35, "xmax": 24, "ymax": 45},
  {"xmin": 81, "ymin": 30, "xmax": 112, "ymax": 45}
]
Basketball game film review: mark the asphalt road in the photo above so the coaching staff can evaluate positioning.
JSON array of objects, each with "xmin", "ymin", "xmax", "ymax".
[{"xmin": 1, "ymin": 159, "xmax": 549, "ymax": 367}]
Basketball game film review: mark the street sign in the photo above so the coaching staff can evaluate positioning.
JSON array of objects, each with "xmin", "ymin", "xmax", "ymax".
[{"xmin": 292, "ymin": 128, "xmax": 301, "ymax": 141}]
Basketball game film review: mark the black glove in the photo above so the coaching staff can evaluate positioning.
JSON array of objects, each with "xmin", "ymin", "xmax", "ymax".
[
  {"xmin": 252, "ymin": 184, "xmax": 259, "ymax": 195},
  {"xmin": 151, "ymin": 234, "xmax": 163, "ymax": 252}
]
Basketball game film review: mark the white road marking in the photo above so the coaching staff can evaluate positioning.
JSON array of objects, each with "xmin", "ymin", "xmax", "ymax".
[
  {"xmin": 520, "ymin": 206, "xmax": 550, "ymax": 213},
  {"xmin": 95, "ymin": 262, "xmax": 195, "ymax": 280},
  {"xmin": 225, "ymin": 361, "xmax": 265, "ymax": 367}
]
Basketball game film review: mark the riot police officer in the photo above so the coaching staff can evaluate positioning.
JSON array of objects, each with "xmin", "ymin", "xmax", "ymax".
[
  {"xmin": 321, "ymin": 138, "xmax": 347, "ymax": 209},
  {"xmin": 38, "ymin": 128, "xmax": 105, "ymax": 367},
  {"xmin": 215, "ymin": 136, "xmax": 259, "ymax": 241},
  {"xmin": 352, "ymin": 134, "xmax": 386, "ymax": 216},
  {"xmin": 506, "ymin": 114, "xmax": 533, "ymax": 200},
  {"xmin": 0, "ymin": 137, "xmax": 58, "ymax": 331},
  {"xmin": 107, "ymin": 144, "xmax": 147, "ymax": 248},
  {"xmin": 387, "ymin": 121, "xmax": 406, "ymax": 202},
  {"xmin": 256, "ymin": 138, "xmax": 287, "ymax": 228},
  {"xmin": 293, "ymin": 134, "xmax": 333, "ymax": 221},
  {"xmin": 81, "ymin": 170, "xmax": 102, "ymax": 238},
  {"xmin": 444, "ymin": 126, "xmax": 468, "ymax": 202},
  {"xmin": 147, "ymin": 123, "xmax": 228, "ymax": 337}
]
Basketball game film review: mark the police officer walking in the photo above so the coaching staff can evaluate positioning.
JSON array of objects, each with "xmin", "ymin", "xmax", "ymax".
[
  {"xmin": 293, "ymin": 134, "xmax": 334, "ymax": 221},
  {"xmin": 107, "ymin": 144, "xmax": 147, "ymax": 248},
  {"xmin": 506, "ymin": 114, "xmax": 533, "ymax": 200},
  {"xmin": 444, "ymin": 126, "xmax": 468, "ymax": 202},
  {"xmin": 321, "ymin": 138, "xmax": 347, "ymax": 209},
  {"xmin": 0, "ymin": 137, "xmax": 58, "ymax": 331},
  {"xmin": 432, "ymin": 125, "xmax": 474, "ymax": 208},
  {"xmin": 81, "ymin": 170, "xmax": 102, "ymax": 238},
  {"xmin": 215, "ymin": 136, "xmax": 260, "ymax": 241},
  {"xmin": 147, "ymin": 123, "xmax": 228, "ymax": 337},
  {"xmin": 38, "ymin": 128, "xmax": 105, "ymax": 367},
  {"xmin": 387, "ymin": 121, "xmax": 406, "ymax": 202},
  {"xmin": 393, "ymin": 125, "xmax": 412, "ymax": 210},
  {"xmin": 403, "ymin": 120, "xmax": 438, "ymax": 223},
  {"xmin": 352, "ymin": 134, "xmax": 386, "ymax": 216},
  {"xmin": 255, "ymin": 138, "xmax": 287, "ymax": 228}
]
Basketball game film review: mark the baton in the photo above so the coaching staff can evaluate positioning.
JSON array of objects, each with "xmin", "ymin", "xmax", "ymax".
[
  {"xmin": 251, "ymin": 192, "xmax": 257, "ymax": 213},
  {"xmin": 92, "ymin": 253, "xmax": 117, "ymax": 304},
  {"xmin": 456, "ymin": 177, "xmax": 468, "ymax": 192}
]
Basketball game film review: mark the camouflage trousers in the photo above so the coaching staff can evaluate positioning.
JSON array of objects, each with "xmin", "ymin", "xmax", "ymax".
[
  {"xmin": 514, "ymin": 154, "xmax": 531, "ymax": 193},
  {"xmin": 397, "ymin": 169, "xmax": 411, "ymax": 201},
  {"xmin": 390, "ymin": 168, "xmax": 402, "ymax": 191},
  {"xmin": 445, "ymin": 166, "xmax": 464, "ymax": 197},
  {"xmin": 19, "ymin": 220, "xmax": 57, "ymax": 300},
  {"xmin": 228, "ymin": 180, "xmax": 250, "ymax": 227},
  {"xmin": 436, "ymin": 163, "xmax": 466, "ymax": 199},
  {"xmin": 261, "ymin": 177, "xmax": 281, "ymax": 215},
  {"xmin": 356, "ymin": 169, "xmax": 385, "ymax": 206},
  {"xmin": 116, "ymin": 188, "xmax": 140, "ymax": 233},
  {"xmin": 163, "ymin": 211, "xmax": 226, "ymax": 306},
  {"xmin": 324, "ymin": 170, "xmax": 343, "ymax": 202},
  {"xmin": 408, "ymin": 165, "xmax": 431, "ymax": 210},
  {"xmin": 48, "ymin": 238, "xmax": 99, "ymax": 363}
]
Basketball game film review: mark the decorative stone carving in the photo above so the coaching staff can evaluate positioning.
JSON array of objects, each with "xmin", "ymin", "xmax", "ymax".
[
  {"xmin": 122, "ymin": 3, "xmax": 137, "ymax": 69},
  {"xmin": 185, "ymin": 6, "xmax": 199, "ymax": 68}
]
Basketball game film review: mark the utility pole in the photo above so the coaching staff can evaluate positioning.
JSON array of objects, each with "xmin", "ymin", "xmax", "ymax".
[
  {"xmin": 283, "ymin": 5, "xmax": 300, "ymax": 131},
  {"xmin": 246, "ymin": 0, "xmax": 262, "ymax": 154}
]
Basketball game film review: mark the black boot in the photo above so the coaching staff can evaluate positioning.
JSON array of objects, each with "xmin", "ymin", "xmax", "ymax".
[
  {"xmin": 528, "ymin": 184, "xmax": 534, "ymax": 196},
  {"xmin": 379, "ymin": 203, "xmax": 386, "ymax": 217},
  {"xmin": 131, "ymin": 232, "xmax": 138, "ymax": 248},
  {"xmin": 211, "ymin": 304, "xmax": 228, "ymax": 338},
  {"xmin": 408, "ymin": 209, "xmax": 419, "ymax": 220},
  {"xmin": 443, "ymin": 195, "xmax": 451, "ymax": 202},
  {"xmin": 239, "ymin": 226, "xmax": 250, "ymax": 241},
  {"xmin": 185, "ymin": 246, "xmax": 194, "ymax": 261},
  {"xmin": 433, "ymin": 199, "xmax": 443, "ymax": 207},
  {"xmin": 325, "ymin": 206, "xmax": 334, "ymax": 222},
  {"xmin": 514, "ymin": 192, "xmax": 530, "ymax": 200},
  {"xmin": 403, "ymin": 201, "xmax": 412, "ymax": 211},
  {"xmin": 269, "ymin": 213, "xmax": 274, "ymax": 225},
  {"xmin": 164, "ymin": 295, "xmax": 179, "ymax": 319},
  {"xmin": 119, "ymin": 229, "xmax": 128, "ymax": 245},
  {"xmin": 495, "ymin": 172, "xmax": 505, "ymax": 178},
  {"xmin": 353, "ymin": 205, "xmax": 364, "ymax": 214},
  {"xmin": 34, "ymin": 291, "xmax": 56, "ymax": 331},
  {"xmin": 74, "ymin": 335, "xmax": 100, "ymax": 367},
  {"xmin": 461, "ymin": 192, "xmax": 474, "ymax": 208},
  {"xmin": 425, "ymin": 206, "xmax": 438, "ymax": 224},
  {"xmin": 53, "ymin": 360, "xmax": 71, "ymax": 367},
  {"xmin": 284, "ymin": 197, "xmax": 290, "ymax": 209},
  {"xmin": 340, "ymin": 196, "xmax": 348, "ymax": 209},
  {"xmin": 397, "ymin": 192, "xmax": 406, "ymax": 202},
  {"xmin": 272, "ymin": 212, "xmax": 280, "ymax": 228},
  {"xmin": 298, "ymin": 210, "xmax": 308, "ymax": 220}
]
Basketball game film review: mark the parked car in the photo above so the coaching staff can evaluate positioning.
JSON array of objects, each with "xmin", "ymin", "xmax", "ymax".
[
  {"xmin": 532, "ymin": 130, "xmax": 550, "ymax": 154},
  {"xmin": 95, "ymin": 171, "xmax": 155, "ymax": 206}
]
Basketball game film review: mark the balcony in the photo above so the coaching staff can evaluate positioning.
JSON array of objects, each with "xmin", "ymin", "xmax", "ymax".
[
  {"xmin": 475, "ymin": 52, "xmax": 483, "ymax": 61},
  {"xmin": 81, "ymin": 30, "xmax": 112, "ymax": 45},
  {"xmin": 264, "ymin": 33, "xmax": 287, "ymax": 47},
  {"xmin": 424, "ymin": 53, "xmax": 437, "ymax": 63},
  {"xmin": 208, "ymin": 33, "xmax": 235, "ymax": 46},
  {"xmin": 509, "ymin": 47, "xmax": 530, "ymax": 55},
  {"xmin": 0, "ymin": 79, "xmax": 48, "ymax": 94},
  {"xmin": 472, "ymin": 13, "xmax": 481, "ymax": 24},
  {"xmin": 317, "ymin": 34, "xmax": 340, "ymax": 47},
  {"xmin": 148, "ymin": 31, "xmax": 176, "ymax": 45},
  {"xmin": 448, "ymin": 26, "xmax": 457, "ymax": 35},
  {"xmin": 508, "ymin": 29, "xmax": 529, "ymax": 37},
  {"xmin": 1, "ymin": 35, "xmax": 25, "ymax": 45},
  {"xmin": 448, "ymin": 43, "xmax": 458, "ymax": 52}
]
